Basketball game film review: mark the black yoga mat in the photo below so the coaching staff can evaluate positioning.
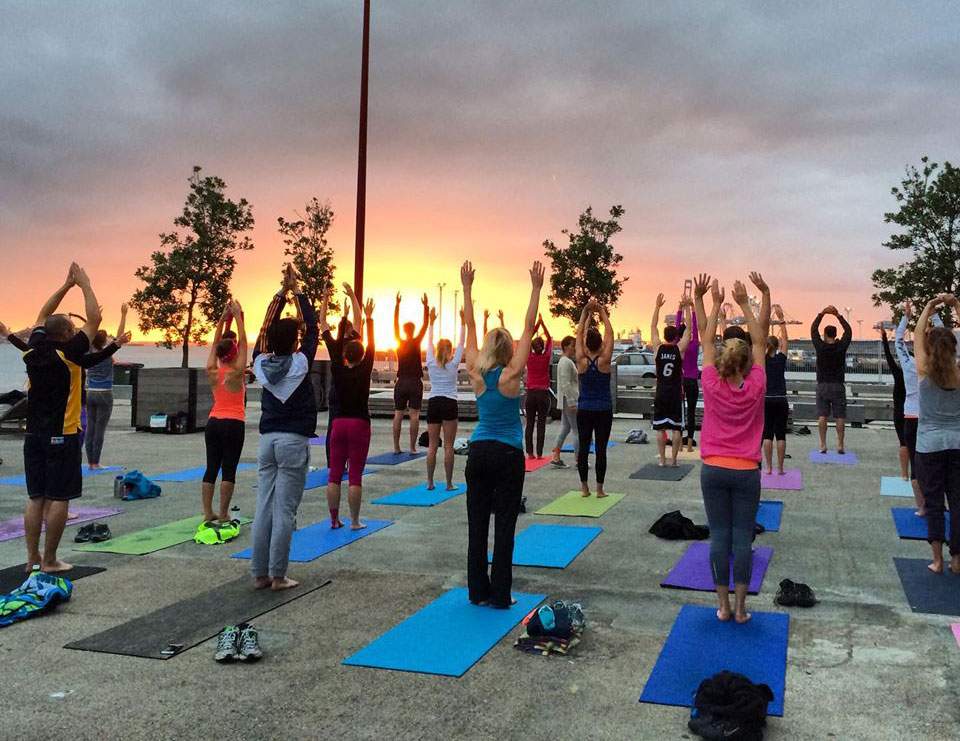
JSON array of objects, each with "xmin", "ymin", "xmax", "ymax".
[
  {"xmin": 629, "ymin": 463, "xmax": 693, "ymax": 482},
  {"xmin": 894, "ymin": 558, "xmax": 960, "ymax": 617},
  {"xmin": 0, "ymin": 564, "xmax": 106, "ymax": 594},
  {"xmin": 65, "ymin": 575, "xmax": 331, "ymax": 659}
]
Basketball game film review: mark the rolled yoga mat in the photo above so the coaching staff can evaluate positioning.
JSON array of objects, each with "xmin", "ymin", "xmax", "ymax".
[
  {"xmin": 342, "ymin": 587, "xmax": 545, "ymax": 677},
  {"xmin": 808, "ymin": 450, "xmax": 858, "ymax": 465},
  {"xmin": 232, "ymin": 519, "xmax": 393, "ymax": 563},
  {"xmin": 0, "ymin": 466, "xmax": 125, "ymax": 487},
  {"xmin": 366, "ymin": 451, "xmax": 426, "ymax": 466},
  {"xmin": 891, "ymin": 507, "xmax": 950, "ymax": 541},
  {"xmin": 75, "ymin": 515, "xmax": 252, "ymax": 555},
  {"xmin": 761, "ymin": 469, "xmax": 803, "ymax": 491},
  {"xmin": 372, "ymin": 483, "xmax": 465, "ymax": 507},
  {"xmin": 629, "ymin": 463, "xmax": 693, "ymax": 482},
  {"xmin": 894, "ymin": 558, "xmax": 960, "ymax": 617},
  {"xmin": 0, "ymin": 564, "xmax": 106, "ymax": 594},
  {"xmin": 880, "ymin": 476, "xmax": 915, "ymax": 497},
  {"xmin": 639, "ymin": 604, "xmax": 789, "ymax": 717},
  {"xmin": 534, "ymin": 491, "xmax": 625, "ymax": 518},
  {"xmin": 65, "ymin": 575, "xmax": 330, "ymax": 659},
  {"xmin": 0, "ymin": 507, "xmax": 123, "ymax": 544},
  {"xmin": 150, "ymin": 463, "xmax": 255, "ymax": 483},
  {"xmin": 491, "ymin": 524, "xmax": 602, "ymax": 568},
  {"xmin": 660, "ymin": 542, "xmax": 773, "ymax": 594},
  {"xmin": 756, "ymin": 501, "xmax": 784, "ymax": 533}
]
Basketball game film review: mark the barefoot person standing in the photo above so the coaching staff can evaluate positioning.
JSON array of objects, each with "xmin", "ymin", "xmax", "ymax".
[
  {"xmin": 524, "ymin": 314, "xmax": 553, "ymax": 460},
  {"xmin": 460, "ymin": 259, "xmax": 544, "ymax": 608},
  {"xmin": 912, "ymin": 294, "xmax": 960, "ymax": 575},
  {"xmin": 424, "ymin": 306, "xmax": 465, "ymax": 491},
  {"xmin": 21, "ymin": 264, "xmax": 102, "ymax": 573},
  {"xmin": 695, "ymin": 273, "xmax": 768, "ymax": 624},
  {"xmin": 651, "ymin": 293, "xmax": 692, "ymax": 466},
  {"xmin": 575, "ymin": 299, "xmax": 614, "ymax": 498},
  {"xmin": 811, "ymin": 305, "xmax": 852, "ymax": 454},
  {"xmin": 250, "ymin": 265, "xmax": 318, "ymax": 591},
  {"xmin": 392, "ymin": 292, "xmax": 429, "ymax": 455},
  {"xmin": 762, "ymin": 305, "xmax": 790, "ymax": 475}
]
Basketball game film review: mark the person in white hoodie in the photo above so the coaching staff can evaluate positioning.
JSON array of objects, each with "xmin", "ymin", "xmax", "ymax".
[{"xmin": 550, "ymin": 335, "xmax": 579, "ymax": 468}]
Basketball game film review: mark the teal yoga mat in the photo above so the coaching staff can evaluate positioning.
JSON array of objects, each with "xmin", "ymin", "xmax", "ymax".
[
  {"xmin": 490, "ymin": 524, "xmax": 601, "ymax": 568},
  {"xmin": 372, "ymin": 483, "xmax": 465, "ymax": 507},
  {"xmin": 151, "ymin": 464, "xmax": 255, "ymax": 483},
  {"xmin": 343, "ymin": 588, "xmax": 545, "ymax": 676},
  {"xmin": 881, "ymin": 477, "xmax": 914, "ymax": 497},
  {"xmin": 231, "ymin": 519, "xmax": 392, "ymax": 562}
]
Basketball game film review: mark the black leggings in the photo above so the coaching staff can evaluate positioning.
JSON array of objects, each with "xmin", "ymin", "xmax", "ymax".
[
  {"xmin": 203, "ymin": 417, "xmax": 245, "ymax": 484},
  {"xmin": 524, "ymin": 389, "xmax": 550, "ymax": 457},
  {"xmin": 683, "ymin": 378, "xmax": 699, "ymax": 441},
  {"xmin": 576, "ymin": 408, "xmax": 613, "ymax": 484}
]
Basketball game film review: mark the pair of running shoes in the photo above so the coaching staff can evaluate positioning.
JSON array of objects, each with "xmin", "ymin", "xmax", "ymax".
[
  {"xmin": 214, "ymin": 623, "xmax": 263, "ymax": 662},
  {"xmin": 194, "ymin": 519, "xmax": 241, "ymax": 545}
]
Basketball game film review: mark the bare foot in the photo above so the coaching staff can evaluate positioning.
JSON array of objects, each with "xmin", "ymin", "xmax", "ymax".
[
  {"xmin": 928, "ymin": 561, "xmax": 944, "ymax": 574},
  {"xmin": 445, "ymin": 484, "xmax": 457, "ymax": 491},
  {"xmin": 408, "ymin": 449, "xmax": 417, "ymax": 456},
  {"xmin": 657, "ymin": 460, "xmax": 665, "ymax": 467},
  {"xmin": 41, "ymin": 559, "xmax": 73, "ymax": 573},
  {"xmin": 735, "ymin": 611, "xmax": 752, "ymax": 624},
  {"xmin": 350, "ymin": 521, "xmax": 367, "ymax": 531},
  {"xmin": 271, "ymin": 577, "xmax": 299, "ymax": 591},
  {"xmin": 671, "ymin": 460, "xmax": 679, "ymax": 468},
  {"xmin": 253, "ymin": 577, "xmax": 272, "ymax": 590},
  {"xmin": 24, "ymin": 560, "xmax": 41, "ymax": 573},
  {"xmin": 393, "ymin": 449, "xmax": 402, "ymax": 455},
  {"xmin": 66, "ymin": 511, "xmax": 79, "ymax": 521},
  {"xmin": 902, "ymin": 475, "xmax": 910, "ymax": 482},
  {"xmin": 716, "ymin": 608, "xmax": 732, "ymax": 622},
  {"xmin": 778, "ymin": 469, "xmax": 786, "ymax": 476},
  {"xmin": 765, "ymin": 469, "xmax": 773, "ymax": 476},
  {"xmin": 426, "ymin": 483, "xmax": 436, "ymax": 491},
  {"xmin": 580, "ymin": 488, "xmax": 592, "ymax": 498},
  {"xmin": 950, "ymin": 557, "xmax": 960, "ymax": 575},
  {"xmin": 596, "ymin": 489, "xmax": 608, "ymax": 499},
  {"xmin": 330, "ymin": 519, "xmax": 343, "ymax": 530}
]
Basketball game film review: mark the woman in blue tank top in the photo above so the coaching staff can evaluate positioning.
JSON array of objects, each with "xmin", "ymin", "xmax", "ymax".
[
  {"xmin": 575, "ymin": 298, "xmax": 615, "ymax": 498},
  {"xmin": 460, "ymin": 258, "xmax": 544, "ymax": 608}
]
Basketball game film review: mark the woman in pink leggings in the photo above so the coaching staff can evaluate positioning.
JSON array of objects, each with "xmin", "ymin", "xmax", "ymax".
[{"xmin": 321, "ymin": 291, "xmax": 376, "ymax": 530}]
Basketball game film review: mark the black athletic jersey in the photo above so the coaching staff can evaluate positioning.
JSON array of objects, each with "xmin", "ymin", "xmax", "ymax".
[
  {"xmin": 655, "ymin": 344, "xmax": 683, "ymax": 397},
  {"xmin": 396, "ymin": 339, "xmax": 423, "ymax": 379},
  {"xmin": 22, "ymin": 328, "xmax": 90, "ymax": 436}
]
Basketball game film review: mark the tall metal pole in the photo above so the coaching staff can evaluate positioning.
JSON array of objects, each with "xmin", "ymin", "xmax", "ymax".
[
  {"xmin": 453, "ymin": 289, "xmax": 460, "ymax": 332},
  {"xmin": 354, "ymin": 0, "xmax": 371, "ymax": 301},
  {"xmin": 437, "ymin": 282, "xmax": 446, "ymax": 337}
]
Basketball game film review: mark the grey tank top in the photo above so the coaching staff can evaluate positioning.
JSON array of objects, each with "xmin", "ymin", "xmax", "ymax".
[{"xmin": 917, "ymin": 376, "xmax": 960, "ymax": 453}]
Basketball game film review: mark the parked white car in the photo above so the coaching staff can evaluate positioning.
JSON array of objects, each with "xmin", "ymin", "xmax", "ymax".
[{"xmin": 613, "ymin": 351, "xmax": 657, "ymax": 387}]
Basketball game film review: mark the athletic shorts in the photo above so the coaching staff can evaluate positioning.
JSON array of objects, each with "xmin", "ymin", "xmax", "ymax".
[
  {"xmin": 394, "ymin": 377, "xmax": 424, "ymax": 411},
  {"xmin": 904, "ymin": 416, "xmax": 918, "ymax": 480},
  {"xmin": 24, "ymin": 433, "xmax": 82, "ymax": 501},
  {"xmin": 427, "ymin": 396, "xmax": 458, "ymax": 424},
  {"xmin": 815, "ymin": 382, "xmax": 847, "ymax": 419},
  {"xmin": 652, "ymin": 392, "xmax": 684, "ymax": 431},
  {"xmin": 762, "ymin": 397, "xmax": 789, "ymax": 441}
]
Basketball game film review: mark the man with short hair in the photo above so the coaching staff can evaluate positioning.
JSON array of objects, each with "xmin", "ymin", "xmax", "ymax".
[
  {"xmin": 651, "ymin": 293, "xmax": 692, "ymax": 466},
  {"xmin": 19, "ymin": 263, "xmax": 102, "ymax": 573},
  {"xmin": 811, "ymin": 305, "xmax": 853, "ymax": 454},
  {"xmin": 392, "ymin": 292, "xmax": 429, "ymax": 454}
]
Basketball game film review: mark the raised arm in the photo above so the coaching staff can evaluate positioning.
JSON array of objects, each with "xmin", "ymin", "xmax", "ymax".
[
  {"xmin": 693, "ymin": 274, "xmax": 711, "ymax": 344},
  {"xmin": 416, "ymin": 294, "xmax": 429, "ymax": 342},
  {"xmin": 677, "ymin": 301, "xmax": 693, "ymax": 355},
  {"xmin": 453, "ymin": 311, "xmax": 466, "ymax": 366},
  {"xmin": 74, "ymin": 266, "xmax": 103, "ymax": 341},
  {"xmin": 650, "ymin": 293, "xmax": 664, "ymax": 351},
  {"xmin": 35, "ymin": 265, "xmax": 76, "ymax": 326},
  {"xmin": 811, "ymin": 309, "xmax": 827, "ymax": 348},
  {"xmin": 774, "ymin": 305, "xmax": 788, "ymax": 355},
  {"xmin": 914, "ymin": 297, "xmax": 944, "ymax": 377},
  {"xmin": 393, "ymin": 293, "xmax": 402, "ymax": 343},
  {"xmin": 838, "ymin": 313, "xmax": 853, "ymax": 349},
  {"xmin": 702, "ymin": 280, "xmax": 724, "ymax": 367},
  {"xmin": 207, "ymin": 307, "xmax": 231, "ymax": 373},
  {"xmin": 344, "ymin": 283, "xmax": 362, "ymax": 332},
  {"xmin": 749, "ymin": 272, "xmax": 771, "ymax": 339},
  {"xmin": 733, "ymin": 279, "xmax": 766, "ymax": 367},
  {"xmin": 574, "ymin": 303, "xmax": 589, "ymax": 370},
  {"xmin": 363, "ymin": 298, "xmax": 376, "ymax": 366},
  {"xmin": 460, "ymin": 263, "xmax": 478, "ymax": 369},
  {"xmin": 297, "ymin": 292, "xmax": 319, "ymax": 364},
  {"xmin": 426, "ymin": 308, "xmax": 437, "ymax": 363},
  {"xmin": 598, "ymin": 303, "xmax": 614, "ymax": 362},
  {"xmin": 498, "ymin": 310, "xmax": 505, "ymax": 329},
  {"xmin": 116, "ymin": 303, "xmax": 128, "ymax": 339},
  {"xmin": 880, "ymin": 326, "xmax": 896, "ymax": 372},
  {"xmin": 504, "ymin": 262, "xmax": 545, "ymax": 380},
  {"xmin": 232, "ymin": 299, "xmax": 248, "ymax": 367}
]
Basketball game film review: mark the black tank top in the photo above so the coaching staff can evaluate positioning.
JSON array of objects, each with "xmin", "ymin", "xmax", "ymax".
[{"xmin": 656, "ymin": 344, "xmax": 683, "ymax": 395}]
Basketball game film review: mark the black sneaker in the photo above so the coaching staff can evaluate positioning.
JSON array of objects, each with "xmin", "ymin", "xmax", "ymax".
[
  {"xmin": 90, "ymin": 523, "xmax": 112, "ymax": 542},
  {"xmin": 550, "ymin": 459, "xmax": 567, "ymax": 468},
  {"xmin": 237, "ymin": 623, "xmax": 263, "ymax": 661},
  {"xmin": 73, "ymin": 524, "xmax": 95, "ymax": 543}
]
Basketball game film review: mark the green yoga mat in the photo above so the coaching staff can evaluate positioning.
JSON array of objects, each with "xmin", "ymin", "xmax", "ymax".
[
  {"xmin": 74, "ymin": 515, "xmax": 252, "ymax": 555},
  {"xmin": 534, "ymin": 491, "xmax": 624, "ymax": 518}
]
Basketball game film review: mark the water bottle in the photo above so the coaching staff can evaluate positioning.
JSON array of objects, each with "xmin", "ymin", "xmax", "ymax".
[
  {"xmin": 230, "ymin": 504, "xmax": 240, "ymax": 524},
  {"xmin": 113, "ymin": 475, "xmax": 125, "ymax": 499}
]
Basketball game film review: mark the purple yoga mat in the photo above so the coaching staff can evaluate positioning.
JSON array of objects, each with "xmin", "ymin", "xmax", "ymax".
[
  {"xmin": 761, "ymin": 469, "xmax": 803, "ymax": 491},
  {"xmin": 660, "ymin": 542, "xmax": 774, "ymax": 595},
  {"xmin": 808, "ymin": 450, "xmax": 858, "ymax": 465},
  {"xmin": 309, "ymin": 435, "xmax": 327, "ymax": 446},
  {"xmin": 0, "ymin": 507, "xmax": 123, "ymax": 543}
]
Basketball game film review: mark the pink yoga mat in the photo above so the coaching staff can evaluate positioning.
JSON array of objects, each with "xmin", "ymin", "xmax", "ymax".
[
  {"xmin": 952, "ymin": 624, "xmax": 960, "ymax": 648},
  {"xmin": 761, "ymin": 469, "xmax": 803, "ymax": 491},
  {"xmin": 660, "ymin": 542, "xmax": 773, "ymax": 595},
  {"xmin": 0, "ymin": 507, "xmax": 123, "ymax": 543},
  {"xmin": 524, "ymin": 457, "xmax": 552, "ymax": 473}
]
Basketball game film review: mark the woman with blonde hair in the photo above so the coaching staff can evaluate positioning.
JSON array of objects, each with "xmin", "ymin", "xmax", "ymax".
[
  {"xmin": 913, "ymin": 294, "xmax": 960, "ymax": 574},
  {"xmin": 460, "ymin": 259, "xmax": 544, "ymax": 608},
  {"xmin": 424, "ymin": 305, "xmax": 465, "ymax": 490},
  {"xmin": 694, "ymin": 272, "xmax": 769, "ymax": 624}
]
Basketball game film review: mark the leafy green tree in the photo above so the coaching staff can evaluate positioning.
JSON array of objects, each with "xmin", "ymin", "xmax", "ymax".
[
  {"xmin": 872, "ymin": 157, "xmax": 960, "ymax": 321},
  {"xmin": 544, "ymin": 204, "xmax": 628, "ymax": 324},
  {"xmin": 131, "ymin": 166, "xmax": 254, "ymax": 367},
  {"xmin": 277, "ymin": 198, "xmax": 338, "ymax": 311}
]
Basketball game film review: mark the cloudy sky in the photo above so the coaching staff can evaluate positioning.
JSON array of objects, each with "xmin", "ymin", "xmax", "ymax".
[{"xmin": 1, "ymin": 1, "xmax": 958, "ymax": 344}]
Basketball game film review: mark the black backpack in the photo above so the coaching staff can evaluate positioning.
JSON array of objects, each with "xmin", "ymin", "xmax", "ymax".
[
  {"xmin": 649, "ymin": 510, "xmax": 710, "ymax": 540},
  {"xmin": 688, "ymin": 671, "xmax": 774, "ymax": 740}
]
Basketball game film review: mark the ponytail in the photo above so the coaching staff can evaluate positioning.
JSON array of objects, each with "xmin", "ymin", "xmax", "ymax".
[{"xmin": 716, "ymin": 338, "xmax": 751, "ymax": 379}]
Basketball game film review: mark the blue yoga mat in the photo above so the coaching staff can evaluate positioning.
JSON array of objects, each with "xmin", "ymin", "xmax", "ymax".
[
  {"xmin": 343, "ymin": 587, "xmax": 545, "ymax": 676},
  {"xmin": 880, "ymin": 477, "xmax": 914, "ymax": 497},
  {"xmin": 808, "ymin": 450, "xmax": 858, "ymax": 465},
  {"xmin": 560, "ymin": 441, "xmax": 618, "ymax": 453},
  {"xmin": 366, "ymin": 451, "xmax": 427, "ymax": 466},
  {"xmin": 891, "ymin": 507, "xmax": 950, "ymax": 540},
  {"xmin": 151, "ymin": 463, "xmax": 255, "ymax": 483},
  {"xmin": 895, "ymin": 557, "xmax": 960, "ymax": 616},
  {"xmin": 232, "ymin": 519, "xmax": 392, "ymax": 562},
  {"xmin": 372, "ymin": 483, "xmax": 465, "ymax": 507},
  {"xmin": 639, "ymin": 604, "xmax": 789, "ymax": 717},
  {"xmin": 492, "ymin": 524, "xmax": 602, "ymax": 568},
  {"xmin": 0, "ymin": 465, "xmax": 124, "ymax": 487},
  {"xmin": 756, "ymin": 501, "xmax": 783, "ymax": 533}
]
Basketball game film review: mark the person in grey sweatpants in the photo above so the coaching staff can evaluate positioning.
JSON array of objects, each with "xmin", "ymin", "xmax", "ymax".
[
  {"xmin": 550, "ymin": 336, "xmax": 579, "ymax": 468},
  {"xmin": 250, "ymin": 264, "xmax": 319, "ymax": 591}
]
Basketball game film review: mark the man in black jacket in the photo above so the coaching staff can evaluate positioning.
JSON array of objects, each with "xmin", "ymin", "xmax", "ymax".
[
  {"xmin": 250, "ymin": 264, "xmax": 318, "ymax": 591},
  {"xmin": 811, "ymin": 306, "xmax": 852, "ymax": 454}
]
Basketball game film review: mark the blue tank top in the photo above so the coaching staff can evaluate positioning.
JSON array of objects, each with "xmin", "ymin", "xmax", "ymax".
[
  {"xmin": 471, "ymin": 367, "xmax": 522, "ymax": 449},
  {"xmin": 86, "ymin": 356, "xmax": 114, "ymax": 390},
  {"xmin": 578, "ymin": 357, "xmax": 612, "ymax": 411}
]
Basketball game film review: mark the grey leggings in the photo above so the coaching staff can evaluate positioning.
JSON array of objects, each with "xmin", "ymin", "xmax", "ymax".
[
  {"xmin": 554, "ymin": 403, "xmax": 578, "ymax": 455},
  {"xmin": 84, "ymin": 390, "xmax": 114, "ymax": 465},
  {"xmin": 700, "ymin": 463, "xmax": 761, "ymax": 586}
]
